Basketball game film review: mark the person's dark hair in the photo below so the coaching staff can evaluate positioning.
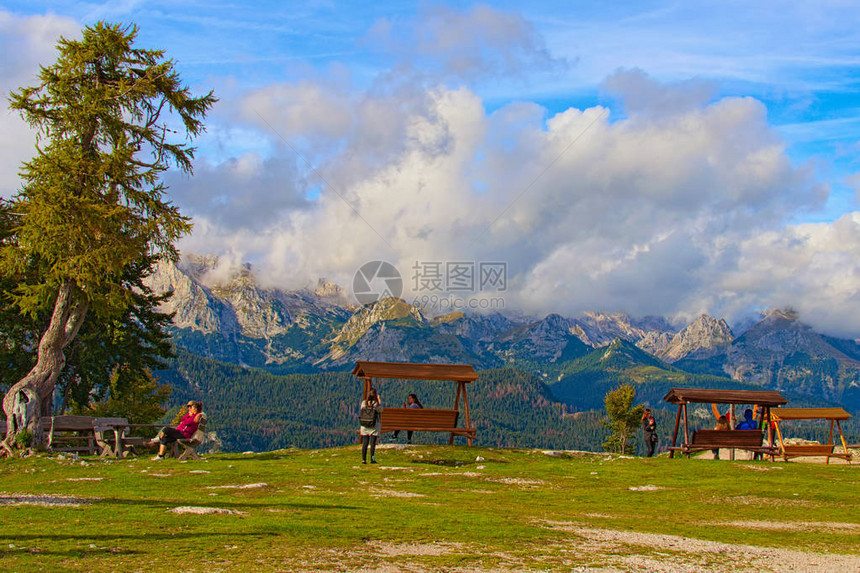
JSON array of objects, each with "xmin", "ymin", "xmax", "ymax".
[
  {"xmin": 641, "ymin": 408, "xmax": 652, "ymax": 422},
  {"xmin": 408, "ymin": 393, "xmax": 423, "ymax": 408},
  {"xmin": 366, "ymin": 388, "xmax": 379, "ymax": 406}
]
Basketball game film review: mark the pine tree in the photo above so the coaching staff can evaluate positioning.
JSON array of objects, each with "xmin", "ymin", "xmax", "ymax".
[
  {"xmin": 601, "ymin": 383, "xmax": 644, "ymax": 454},
  {"xmin": 1, "ymin": 22, "xmax": 215, "ymax": 451}
]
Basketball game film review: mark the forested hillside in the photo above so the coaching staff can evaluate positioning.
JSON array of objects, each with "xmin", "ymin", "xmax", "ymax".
[
  {"xmin": 155, "ymin": 348, "xmax": 860, "ymax": 453},
  {"xmin": 157, "ymin": 349, "xmax": 613, "ymax": 453}
]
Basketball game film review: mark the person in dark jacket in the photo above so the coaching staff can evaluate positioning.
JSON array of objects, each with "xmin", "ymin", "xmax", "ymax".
[
  {"xmin": 735, "ymin": 408, "xmax": 757, "ymax": 430},
  {"xmin": 641, "ymin": 408, "xmax": 657, "ymax": 457},
  {"xmin": 359, "ymin": 388, "xmax": 382, "ymax": 464}
]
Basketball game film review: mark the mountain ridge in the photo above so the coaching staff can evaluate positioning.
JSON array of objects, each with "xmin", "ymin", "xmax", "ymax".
[{"xmin": 146, "ymin": 257, "xmax": 860, "ymax": 411}]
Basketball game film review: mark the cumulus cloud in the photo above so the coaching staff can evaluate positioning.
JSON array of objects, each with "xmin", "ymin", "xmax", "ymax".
[
  {"xmin": 365, "ymin": 4, "xmax": 567, "ymax": 82},
  {"xmin": 175, "ymin": 67, "xmax": 848, "ymax": 335},
  {"xmin": 4, "ymin": 9, "xmax": 860, "ymax": 337},
  {"xmin": 717, "ymin": 213, "xmax": 860, "ymax": 337},
  {"xmin": 163, "ymin": 152, "xmax": 309, "ymax": 231}
]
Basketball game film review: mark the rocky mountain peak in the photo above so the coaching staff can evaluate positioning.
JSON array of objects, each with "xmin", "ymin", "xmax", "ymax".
[
  {"xmin": 329, "ymin": 297, "xmax": 426, "ymax": 350},
  {"xmin": 572, "ymin": 311, "xmax": 674, "ymax": 347},
  {"xmin": 314, "ymin": 278, "xmax": 345, "ymax": 299},
  {"xmin": 659, "ymin": 314, "xmax": 733, "ymax": 363}
]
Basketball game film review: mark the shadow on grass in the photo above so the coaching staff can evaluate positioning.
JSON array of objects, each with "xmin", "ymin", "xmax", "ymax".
[
  {"xmin": 411, "ymin": 459, "xmax": 469, "ymax": 467},
  {"xmin": 0, "ymin": 531, "xmax": 278, "ymax": 558},
  {"xmin": 0, "ymin": 531, "xmax": 277, "ymax": 542}
]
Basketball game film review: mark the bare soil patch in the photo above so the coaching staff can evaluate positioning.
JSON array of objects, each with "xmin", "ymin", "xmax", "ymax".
[{"xmin": 539, "ymin": 521, "xmax": 860, "ymax": 572}]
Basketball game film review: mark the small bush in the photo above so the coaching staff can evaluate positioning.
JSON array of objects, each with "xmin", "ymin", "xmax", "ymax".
[{"xmin": 13, "ymin": 429, "xmax": 32, "ymax": 450}]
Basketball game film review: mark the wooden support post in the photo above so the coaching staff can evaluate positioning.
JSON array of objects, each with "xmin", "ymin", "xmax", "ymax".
[
  {"xmin": 765, "ymin": 407, "xmax": 775, "ymax": 461},
  {"xmin": 461, "ymin": 382, "xmax": 472, "ymax": 447},
  {"xmin": 450, "ymin": 382, "xmax": 463, "ymax": 445},
  {"xmin": 670, "ymin": 405, "xmax": 682, "ymax": 459},
  {"xmin": 682, "ymin": 404, "xmax": 690, "ymax": 458},
  {"xmin": 730, "ymin": 403, "xmax": 736, "ymax": 460},
  {"xmin": 836, "ymin": 420, "xmax": 850, "ymax": 465},
  {"xmin": 773, "ymin": 420, "xmax": 785, "ymax": 459}
]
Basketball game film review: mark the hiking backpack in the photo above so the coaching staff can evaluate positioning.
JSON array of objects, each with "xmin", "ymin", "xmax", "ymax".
[{"xmin": 359, "ymin": 404, "xmax": 378, "ymax": 428}]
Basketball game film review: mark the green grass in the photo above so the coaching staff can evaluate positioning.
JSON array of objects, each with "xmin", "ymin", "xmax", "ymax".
[{"xmin": 1, "ymin": 446, "xmax": 858, "ymax": 571}]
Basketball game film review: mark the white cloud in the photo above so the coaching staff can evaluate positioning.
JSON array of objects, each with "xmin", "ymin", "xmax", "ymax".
[
  {"xmin": 170, "ymin": 68, "xmax": 856, "ymax": 334},
  {"xmin": 717, "ymin": 213, "xmax": 860, "ymax": 337},
  {"xmin": 365, "ymin": 4, "xmax": 567, "ymax": 82},
  {"xmin": 5, "ymin": 7, "xmax": 860, "ymax": 338},
  {"xmin": 0, "ymin": 11, "xmax": 79, "ymax": 197}
]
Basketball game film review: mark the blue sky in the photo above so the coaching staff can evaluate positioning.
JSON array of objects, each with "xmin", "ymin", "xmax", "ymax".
[{"xmin": 2, "ymin": 1, "xmax": 860, "ymax": 335}]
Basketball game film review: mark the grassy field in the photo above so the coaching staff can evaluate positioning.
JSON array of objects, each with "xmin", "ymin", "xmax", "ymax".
[{"xmin": 0, "ymin": 445, "xmax": 858, "ymax": 572}]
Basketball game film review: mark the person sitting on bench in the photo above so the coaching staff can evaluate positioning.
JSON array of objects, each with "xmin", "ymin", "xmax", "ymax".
[
  {"xmin": 150, "ymin": 401, "xmax": 203, "ymax": 460},
  {"xmin": 392, "ymin": 393, "xmax": 423, "ymax": 444},
  {"xmin": 735, "ymin": 408, "xmax": 756, "ymax": 430}
]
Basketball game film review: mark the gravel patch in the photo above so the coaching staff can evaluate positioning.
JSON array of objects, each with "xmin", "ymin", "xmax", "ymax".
[
  {"xmin": 540, "ymin": 521, "xmax": 860, "ymax": 572},
  {"xmin": 370, "ymin": 488, "xmax": 425, "ymax": 498},
  {"xmin": 167, "ymin": 506, "xmax": 245, "ymax": 515},
  {"xmin": 628, "ymin": 484, "xmax": 663, "ymax": 491},
  {"xmin": 371, "ymin": 541, "xmax": 468, "ymax": 557},
  {"xmin": 487, "ymin": 477, "xmax": 544, "ymax": 486},
  {"xmin": 722, "ymin": 520, "xmax": 860, "ymax": 532},
  {"xmin": 0, "ymin": 492, "xmax": 94, "ymax": 507},
  {"xmin": 204, "ymin": 483, "xmax": 268, "ymax": 489}
]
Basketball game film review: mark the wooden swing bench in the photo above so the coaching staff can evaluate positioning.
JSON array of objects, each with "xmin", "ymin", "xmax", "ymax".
[
  {"xmin": 663, "ymin": 388, "xmax": 788, "ymax": 460},
  {"xmin": 380, "ymin": 408, "xmax": 476, "ymax": 441},
  {"xmin": 772, "ymin": 408, "xmax": 853, "ymax": 464},
  {"xmin": 781, "ymin": 444, "xmax": 837, "ymax": 459},
  {"xmin": 353, "ymin": 361, "xmax": 478, "ymax": 445},
  {"xmin": 672, "ymin": 429, "xmax": 776, "ymax": 456}
]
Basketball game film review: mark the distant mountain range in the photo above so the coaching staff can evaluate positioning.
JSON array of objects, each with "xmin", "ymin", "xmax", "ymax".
[{"xmin": 147, "ymin": 256, "xmax": 860, "ymax": 413}]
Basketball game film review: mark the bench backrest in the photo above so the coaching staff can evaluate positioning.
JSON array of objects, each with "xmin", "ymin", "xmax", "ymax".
[
  {"xmin": 93, "ymin": 417, "xmax": 128, "ymax": 429},
  {"xmin": 380, "ymin": 408, "xmax": 459, "ymax": 431},
  {"xmin": 691, "ymin": 429, "xmax": 762, "ymax": 447},
  {"xmin": 782, "ymin": 444, "xmax": 835, "ymax": 456},
  {"xmin": 51, "ymin": 415, "xmax": 96, "ymax": 432}
]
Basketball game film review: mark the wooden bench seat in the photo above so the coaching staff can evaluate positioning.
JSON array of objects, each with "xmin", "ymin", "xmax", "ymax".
[
  {"xmin": 692, "ymin": 429, "xmax": 763, "ymax": 449},
  {"xmin": 668, "ymin": 429, "xmax": 777, "ymax": 457},
  {"xmin": 781, "ymin": 444, "xmax": 851, "ymax": 462},
  {"xmin": 379, "ymin": 408, "xmax": 475, "ymax": 440},
  {"xmin": 47, "ymin": 415, "xmax": 98, "ymax": 455},
  {"xmin": 172, "ymin": 413, "xmax": 208, "ymax": 461}
]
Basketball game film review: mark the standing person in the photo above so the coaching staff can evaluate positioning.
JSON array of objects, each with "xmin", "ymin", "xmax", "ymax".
[
  {"xmin": 359, "ymin": 388, "xmax": 383, "ymax": 464},
  {"xmin": 392, "ymin": 393, "xmax": 423, "ymax": 444},
  {"xmin": 713, "ymin": 415, "xmax": 730, "ymax": 460},
  {"xmin": 641, "ymin": 408, "xmax": 658, "ymax": 457},
  {"xmin": 150, "ymin": 401, "xmax": 203, "ymax": 460}
]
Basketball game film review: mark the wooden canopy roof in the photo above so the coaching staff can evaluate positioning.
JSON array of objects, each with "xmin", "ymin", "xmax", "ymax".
[
  {"xmin": 351, "ymin": 361, "xmax": 479, "ymax": 383},
  {"xmin": 663, "ymin": 388, "xmax": 788, "ymax": 407},
  {"xmin": 771, "ymin": 407, "xmax": 852, "ymax": 421}
]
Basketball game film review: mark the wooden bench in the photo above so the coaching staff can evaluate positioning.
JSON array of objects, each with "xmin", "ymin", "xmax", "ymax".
[
  {"xmin": 93, "ymin": 417, "xmax": 128, "ymax": 457},
  {"xmin": 781, "ymin": 444, "xmax": 851, "ymax": 463},
  {"xmin": 171, "ymin": 413, "xmax": 208, "ymax": 461},
  {"xmin": 47, "ymin": 415, "xmax": 98, "ymax": 456},
  {"xmin": 669, "ymin": 429, "xmax": 776, "ymax": 457},
  {"xmin": 92, "ymin": 417, "xmax": 156, "ymax": 458},
  {"xmin": 379, "ymin": 408, "xmax": 476, "ymax": 441}
]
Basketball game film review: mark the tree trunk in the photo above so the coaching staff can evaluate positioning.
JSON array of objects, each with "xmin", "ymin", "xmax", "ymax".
[{"xmin": 2, "ymin": 281, "xmax": 88, "ymax": 454}]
